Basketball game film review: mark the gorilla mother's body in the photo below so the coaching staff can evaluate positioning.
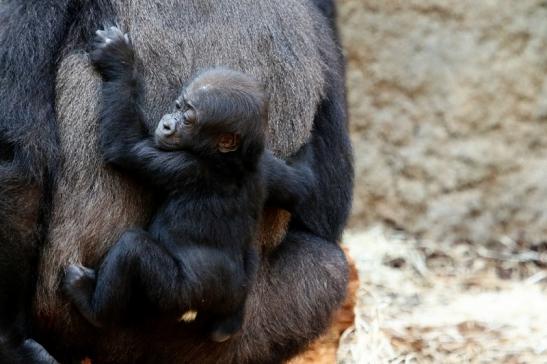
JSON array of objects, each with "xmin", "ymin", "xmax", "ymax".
[{"xmin": 0, "ymin": 0, "xmax": 353, "ymax": 363}]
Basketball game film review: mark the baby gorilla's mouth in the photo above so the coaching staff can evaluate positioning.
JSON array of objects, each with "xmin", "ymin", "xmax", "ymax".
[{"xmin": 154, "ymin": 135, "xmax": 182, "ymax": 151}]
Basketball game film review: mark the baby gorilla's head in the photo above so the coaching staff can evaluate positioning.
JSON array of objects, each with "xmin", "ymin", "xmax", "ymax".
[{"xmin": 155, "ymin": 68, "xmax": 267, "ymax": 157}]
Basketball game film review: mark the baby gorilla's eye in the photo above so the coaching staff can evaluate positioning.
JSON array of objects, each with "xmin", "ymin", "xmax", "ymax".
[{"xmin": 183, "ymin": 108, "xmax": 197, "ymax": 125}]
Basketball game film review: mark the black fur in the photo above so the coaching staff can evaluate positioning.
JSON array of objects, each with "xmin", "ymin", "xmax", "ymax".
[
  {"xmin": 0, "ymin": 0, "xmax": 353, "ymax": 363},
  {"xmin": 0, "ymin": 1, "xmax": 81, "ymax": 362},
  {"xmin": 309, "ymin": 0, "xmax": 339, "ymax": 36},
  {"xmin": 63, "ymin": 29, "xmax": 314, "ymax": 343}
]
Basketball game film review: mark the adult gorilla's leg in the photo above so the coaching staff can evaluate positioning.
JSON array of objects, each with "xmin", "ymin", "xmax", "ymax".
[
  {"xmin": 232, "ymin": 232, "xmax": 348, "ymax": 364},
  {"xmin": 0, "ymin": 165, "xmax": 45, "ymax": 363},
  {"xmin": 0, "ymin": 1, "xmax": 78, "ymax": 362}
]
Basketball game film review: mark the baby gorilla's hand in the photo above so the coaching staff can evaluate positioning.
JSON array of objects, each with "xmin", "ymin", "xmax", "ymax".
[
  {"xmin": 95, "ymin": 25, "xmax": 130, "ymax": 48},
  {"xmin": 90, "ymin": 25, "xmax": 134, "ymax": 81}
]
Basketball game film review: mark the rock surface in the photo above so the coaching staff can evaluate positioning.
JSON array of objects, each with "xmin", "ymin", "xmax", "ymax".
[{"xmin": 341, "ymin": 0, "xmax": 547, "ymax": 243}]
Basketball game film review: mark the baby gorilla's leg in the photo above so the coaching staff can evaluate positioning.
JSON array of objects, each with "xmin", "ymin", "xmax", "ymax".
[
  {"xmin": 63, "ymin": 229, "xmax": 180, "ymax": 327},
  {"xmin": 208, "ymin": 247, "xmax": 258, "ymax": 342},
  {"xmin": 64, "ymin": 230, "xmax": 253, "ymax": 341}
]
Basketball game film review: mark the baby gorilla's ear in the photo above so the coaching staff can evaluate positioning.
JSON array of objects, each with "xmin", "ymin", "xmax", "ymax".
[{"xmin": 217, "ymin": 133, "xmax": 241, "ymax": 153}]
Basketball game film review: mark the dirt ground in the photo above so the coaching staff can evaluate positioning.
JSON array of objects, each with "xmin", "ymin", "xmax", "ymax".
[{"xmin": 336, "ymin": 227, "xmax": 547, "ymax": 363}]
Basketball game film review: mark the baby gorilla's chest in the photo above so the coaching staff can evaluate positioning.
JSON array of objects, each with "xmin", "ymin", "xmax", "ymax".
[{"xmin": 150, "ymin": 191, "xmax": 260, "ymax": 249}]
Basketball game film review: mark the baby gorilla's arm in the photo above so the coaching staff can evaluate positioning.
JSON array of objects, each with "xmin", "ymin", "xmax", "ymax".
[
  {"xmin": 92, "ymin": 26, "xmax": 201, "ymax": 187},
  {"xmin": 262, "ymin": 145, "xmax": 315, "ymax": 211}
]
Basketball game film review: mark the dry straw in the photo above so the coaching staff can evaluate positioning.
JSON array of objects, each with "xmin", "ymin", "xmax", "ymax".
[{"xmin": 338, "ymin": 227, "xmax": 547, "ymax": 363}]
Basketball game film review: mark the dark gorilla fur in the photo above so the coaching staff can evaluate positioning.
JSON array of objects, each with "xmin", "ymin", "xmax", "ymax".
[
  {"xmin": 63, "ymin": 28, "xmax": 315, "ymax": 344},
  {"xmin": 0, "ymin": 0, "xmax": 353, "ymax": 363}
]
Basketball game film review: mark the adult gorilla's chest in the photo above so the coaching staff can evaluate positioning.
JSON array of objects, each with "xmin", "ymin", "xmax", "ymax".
[{"xmin": 117, "ymin": 0, "xmax": 326, "ymax": 156}]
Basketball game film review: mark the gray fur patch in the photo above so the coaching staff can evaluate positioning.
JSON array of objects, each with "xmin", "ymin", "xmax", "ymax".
[{"xmin": 35, "ymin": 53, "xmax": 153, "ymax": 318}]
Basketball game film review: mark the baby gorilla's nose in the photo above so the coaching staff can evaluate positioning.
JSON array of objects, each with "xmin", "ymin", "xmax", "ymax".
[
  {"xmin": 159, "ymin": 117, "xmax": 176, "ymax": 137},
  {"xmin": 154, "ymin": 114, "xmax": 183, "ymax": 150},
  {"xmin": 161, "ymin": 119, "xmax": 176, "ymax": 135}
]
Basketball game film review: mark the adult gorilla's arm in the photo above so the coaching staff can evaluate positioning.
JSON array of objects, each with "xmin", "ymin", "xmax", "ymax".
[
  {"xmin": 229, "ymin": 37, "xmax": 354, "ymax": 363},
  {"xmin": 0, "ymin": 1, "xmax": 78, "ymax": 363},
  {"xmin": 0, "ymin": 0, "xmax": 79, "ymax": 177}
]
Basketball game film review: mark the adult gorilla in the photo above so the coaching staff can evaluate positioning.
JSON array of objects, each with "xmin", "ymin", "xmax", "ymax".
[{"xmin": 0, "ymin": 0, "xmax": 353, "ymax": 362}]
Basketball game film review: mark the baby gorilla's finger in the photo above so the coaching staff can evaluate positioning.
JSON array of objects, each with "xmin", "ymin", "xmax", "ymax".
[{"xmin": 95, "ymin": 29, "xmax": 110, "ymax": 43}]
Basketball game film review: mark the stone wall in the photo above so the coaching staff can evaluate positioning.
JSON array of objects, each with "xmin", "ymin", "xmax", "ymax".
[{"xmin": 340, "ymin": 0, "xmax": 547, "ymax": 243}]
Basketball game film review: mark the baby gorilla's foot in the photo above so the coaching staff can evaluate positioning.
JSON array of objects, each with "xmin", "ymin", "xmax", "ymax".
[
  {"xmin": 90, "ymin": 25, "xmax": 134, "ymax": 81},
  {"xmin": 63, "ymin": 264, "xmax": 96, "ymax": 302},
  {"xmin": 209, "ymin": 312, "xmax": 244, "ymax": 343},
  {"xmin": 62, "ymin": 264, "xmax": 103, "ymax": 327}
]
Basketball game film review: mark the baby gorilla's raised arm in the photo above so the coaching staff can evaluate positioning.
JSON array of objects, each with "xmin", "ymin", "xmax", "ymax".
[{"xmin": 91, "ymin": 26, "xmax": 201, "ymax": 186}]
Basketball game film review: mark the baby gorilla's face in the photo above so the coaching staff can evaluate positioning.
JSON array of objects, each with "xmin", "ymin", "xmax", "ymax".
[
  {"xmin": 154, "ymin": 98, "xmax": 197, "ymax": 151},
  {"xmin": 153, "ymin": 68, "xmax": 265, "ymax": 156},
  {"xmin": 154, "ymin": 95, "xmax": 240, "ymax": 154}
]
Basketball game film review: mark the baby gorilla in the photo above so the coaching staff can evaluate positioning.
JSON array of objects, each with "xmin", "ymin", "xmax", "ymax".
[{"xmin": 63, "ymin": 26, "xmax": 314, "ymax": 342}]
